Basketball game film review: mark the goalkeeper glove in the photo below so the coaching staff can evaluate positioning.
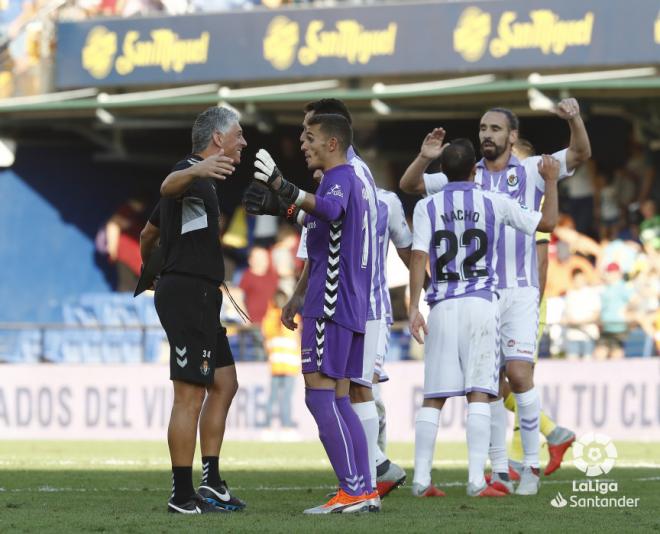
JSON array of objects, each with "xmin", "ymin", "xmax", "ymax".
[
  {"xmin": 253, "ymin": 148, "xmax": 304, "ymax": 206},
  {"xmin": 243, "ymin": 179, "xmax": 302, "ymax": 223}
]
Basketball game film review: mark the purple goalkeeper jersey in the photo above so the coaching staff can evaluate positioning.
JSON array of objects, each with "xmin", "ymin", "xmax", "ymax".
[{"xmin": 303, "ymin": 163, "xmax": 370, "ymax": 333}]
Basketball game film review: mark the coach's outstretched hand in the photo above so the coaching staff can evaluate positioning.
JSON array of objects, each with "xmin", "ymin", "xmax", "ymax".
[
  {"xmin": 409, "ymin": 308, "xmax": 429, "ymax": 344},
  {"xmin": 193, "ymin": 151, "xmax": 236, "ymax": 180}
]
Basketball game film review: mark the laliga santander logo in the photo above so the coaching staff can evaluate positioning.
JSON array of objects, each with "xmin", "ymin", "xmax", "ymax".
[{"xmin": 572, "ymin": 433, "xmax": 618, "ymax": 477}]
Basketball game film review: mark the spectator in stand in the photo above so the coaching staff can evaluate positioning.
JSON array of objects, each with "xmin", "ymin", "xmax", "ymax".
[
  {"xmin": 546, "ymin": 236, "xmax": 599, "ymax": 298},
  {"xmin": 271, "ymin": 224, "xmax": 300, "ymax": 298},
  {"xmin": 238, "ymin": 246, "xmax": 278, "ymax": 324},
  {"xmin": 598, "ymin": 238, "xmax": 641, "ymax": 278},
  {"xmin": 640, "ymin": 199, "xmax": 660, "ymax": 254},
  {"xmin": 561, "ymin": 269, "xmax": 600, "ymax": 359},
  {"xmin": 560, "ymin": 160, "xmax": 598, "ymax": 239},
  {"xmin": 104, "ymin": 197, "xmax": 148, "ymax": 292},
  {"xmin": 594, "ymin": 263, "xmax": 633, "ymax": 360},
  {"xmin": 595, "ymin": 173, "xmax": 622, "ymax": 241},
  {"xmin": 262, "ymin": 290, "xmax": 300, "ymax": 428}
]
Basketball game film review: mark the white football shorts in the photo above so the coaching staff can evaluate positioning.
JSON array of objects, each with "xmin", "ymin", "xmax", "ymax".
[
  {"xmin": 373, "ymin": 317, "xmax": 390, "ymax": 383},
  {"xmin": 351, "ymin": 319, "xmax": 382, "ymax": 388},
  {"xmin": 498, "ymin": 286, "xmax": 540, "ymax": 363},
  {"xmin": 423, "ymin": 295, "xmax": 500, "ymax": 398}
]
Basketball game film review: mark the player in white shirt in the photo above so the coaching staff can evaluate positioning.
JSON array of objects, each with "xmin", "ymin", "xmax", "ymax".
[
  {"xmin": 409, "ymin": 139, "xmax": 559, "ymax": 497},
  {"xmin": 401, "ymin": 99, "xmax": 590, "ymax": 495},
  {"xmin": 371, "ymin": 188, "xmax": 413, "ymax": 493}
]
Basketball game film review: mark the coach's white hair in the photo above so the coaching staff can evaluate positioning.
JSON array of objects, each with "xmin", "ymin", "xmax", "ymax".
[{"xmin": 191, "ymin": 106, "xmax": 240, "ymax": 153}]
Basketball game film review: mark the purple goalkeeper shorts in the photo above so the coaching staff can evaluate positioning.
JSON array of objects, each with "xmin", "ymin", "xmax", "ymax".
[{"xmin": 301, "ymin": 317, "xmax": 364, "ymax": 380}]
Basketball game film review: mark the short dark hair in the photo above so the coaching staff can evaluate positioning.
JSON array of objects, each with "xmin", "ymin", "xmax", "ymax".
[
  {"xmin": 440, "ymin": 139, "xmax": 476, "ymax": 182},
  {"xmin": 307, "ymin": 113, "xmax": 353, "ymax": 152},
  {"xmin": 487, "ymin": 107, "xmax": 519, "ymax": 131},
  {"xmin": 303, "ymin": 99, "xmax": 352, "ymax": 124}
]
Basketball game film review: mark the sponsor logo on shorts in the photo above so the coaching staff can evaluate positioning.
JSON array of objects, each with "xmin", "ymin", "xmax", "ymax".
[{"xmin": 301, "ymin": 347, "xmax": 313, "ymax": 365}]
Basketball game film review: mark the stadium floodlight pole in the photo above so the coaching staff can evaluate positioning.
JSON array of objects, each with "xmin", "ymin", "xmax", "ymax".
[
  {"xmin": 370, "ymin": 98, "xmax": 391, "ymax": 116},
  {"xmin": 371, "ymin": 74, "xmax": 496, "ymax": 96},
  {"xmin": 218, "ymin": 79, "xmax": 340, "ymax": 99},
  {"xmin": 528, "ymin": 67, "xmax": 657, "ymax": 85},
  {"xmin": 0, "ymin": 87, "xmax": 98, "ymax": 109},
  {"xmin": 97, "ymin": 84, "xmax": 220, "ymax": 104},
  {"xmin": 527, "ymin": 88, "xmax": 556, "ymax": 112}
]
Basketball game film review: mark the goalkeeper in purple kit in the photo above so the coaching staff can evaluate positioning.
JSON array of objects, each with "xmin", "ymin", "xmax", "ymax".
[{"xmin": 248, "ymin": 113, "xmax": 378, "ymax": 514}]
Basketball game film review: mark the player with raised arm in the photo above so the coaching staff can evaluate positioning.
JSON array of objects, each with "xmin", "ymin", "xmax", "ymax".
[
  {"xmin": 401, "ymin": 99, "xmax": 590, "ymax": 495},
  {"xmin": 252, "ymin": 113, "xmax": 376, "ymax": 514},
  {"xmin": 505, "ymin": 139, "xmax": 576, "ymax": 477},
  {"xmin": 409, "ymin": 139, "xmax": 560, "ymax": 498}
]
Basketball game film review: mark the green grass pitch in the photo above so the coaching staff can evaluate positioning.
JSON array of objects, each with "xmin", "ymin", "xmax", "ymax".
[{"xmin": 0, "ymin": 441, "xmax": 658, "ymax": 532}]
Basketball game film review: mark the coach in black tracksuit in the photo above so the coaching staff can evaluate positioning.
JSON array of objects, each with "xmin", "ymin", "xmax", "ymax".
[{"xmin": 153, "ymin": 106, "xmax": 247, "ymax": 514}]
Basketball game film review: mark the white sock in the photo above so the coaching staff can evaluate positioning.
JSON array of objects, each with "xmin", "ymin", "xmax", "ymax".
[
  {"xmin": 489, "ymin": 398, "xmax": 508, "ymax": 473},
  {"xmin": 375, "ymin": 445, "xmax": 388, "ymax": 467},
  {"xmin": 515, "ymin": 388, "xmax": 541, "ymax": 468},
  {"xmin": 352, "ymin": 400, "xmax": 379, "ymax": 490},
  {"xmin": 467, "ymin": 402, "xmax": 491, "ymax": 488},
  {"xmin": 373, "ymin": 383, "xmax": 388, "ymax": 454},
  {"xmin": 413, "ymin": 407, "xmax": 441, "ymax": 488}
]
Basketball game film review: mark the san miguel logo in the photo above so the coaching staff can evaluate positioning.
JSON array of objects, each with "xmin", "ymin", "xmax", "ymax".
[
  {"xmin": 454, "ymin": 7, "xmax": 594, "ymax": 62},
  {"xmin": 82, "ymin": 26, "xmax": 210, "ymax": 79},
  {"xmin": 82, "ymin": 26, "xmax": 117, "ymax": 79},
  {"xmin": 263, "ymin": 16, "xmax": 397, "ymax": 71}
]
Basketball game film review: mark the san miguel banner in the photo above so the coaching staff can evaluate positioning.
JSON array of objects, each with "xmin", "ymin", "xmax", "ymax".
[
  {"xmin": 55, "ymin": 0, "xmax": 660, "ymax": 88},
  {"xmin": 1, "ymin": 360, "xmax": 659, "ymax": 441}
]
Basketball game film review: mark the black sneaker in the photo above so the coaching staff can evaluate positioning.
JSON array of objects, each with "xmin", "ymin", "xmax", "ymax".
[
  {"xmin": 198, "ymin": 481, "xmax": 246, "ymax": 511},
  {"xmin": 167, "ymin": 492, "xmax": 229, "ymax": 514}
]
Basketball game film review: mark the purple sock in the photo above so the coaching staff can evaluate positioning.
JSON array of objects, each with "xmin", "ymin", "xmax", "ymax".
[
  {"xmin": 336, "ymin": 396, "xmax": 372, "ymax": 493},
  {"xmin": 305, "ymin": 388, "xmax": 362, "ymax": 496}
]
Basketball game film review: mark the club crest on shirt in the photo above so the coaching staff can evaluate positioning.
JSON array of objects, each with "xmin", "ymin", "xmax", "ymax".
[
  {"xmin": 507, "ymin": 173, "xmax": 519, "ymax": 187},
  {"xmin": 326, "ymin": 184, "xmax": 344, "ymax": 197}
]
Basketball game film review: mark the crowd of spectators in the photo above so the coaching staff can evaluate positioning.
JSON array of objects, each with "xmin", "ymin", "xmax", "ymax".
[{"xmin": 544, "ymin": 141, "xmax": 660, "ymax": 358}]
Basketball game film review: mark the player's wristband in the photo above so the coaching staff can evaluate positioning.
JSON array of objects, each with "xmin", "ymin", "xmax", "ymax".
[{"xmin": 277, "ymin": 177, "xmax": 304, "ymax": 207}]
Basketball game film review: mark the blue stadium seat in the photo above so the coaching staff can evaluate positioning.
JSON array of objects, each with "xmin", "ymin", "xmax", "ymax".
[
  {"xmin": 0, "ymin": 329, "xmax": 42, "ymax": 363},
  {"xmin": 624, "ymin": 328, "xmax": 655, "ymax": 357}
]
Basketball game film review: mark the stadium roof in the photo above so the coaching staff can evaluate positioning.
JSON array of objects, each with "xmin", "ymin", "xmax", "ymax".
[{"xmin": 1, "ymin": 72, "xmax": 660, "ymax": 122}]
